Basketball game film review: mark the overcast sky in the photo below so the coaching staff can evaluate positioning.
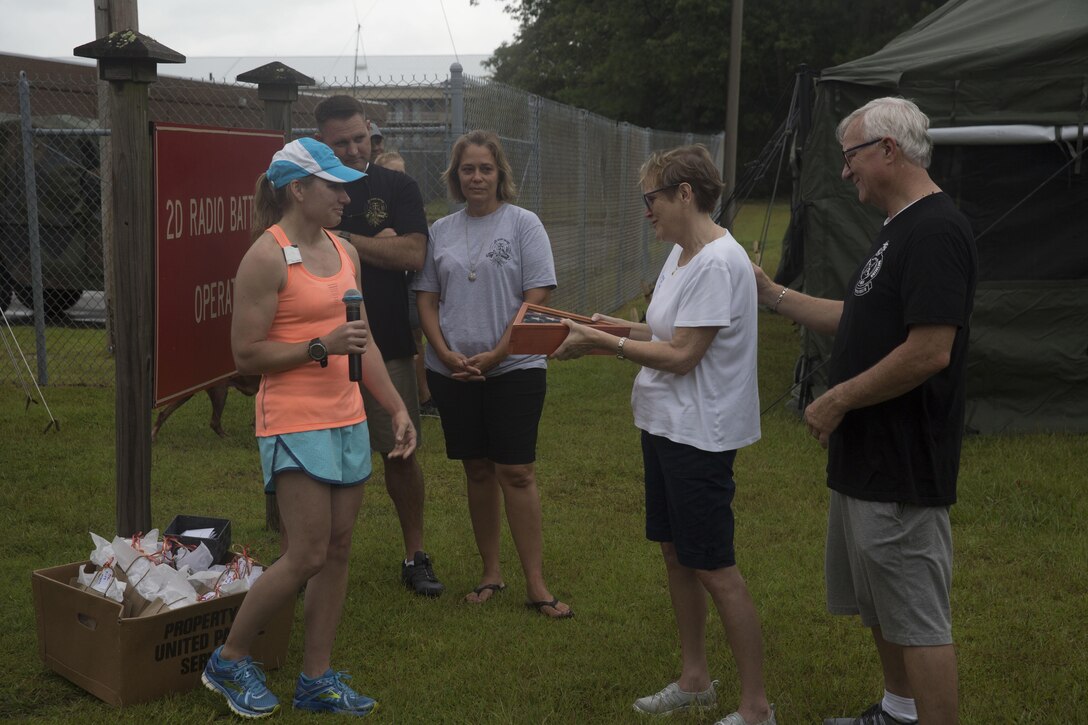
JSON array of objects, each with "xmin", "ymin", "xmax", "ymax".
[{"xmin": 1, "ymin": 0, "xmax": 518, "ymax": 59}]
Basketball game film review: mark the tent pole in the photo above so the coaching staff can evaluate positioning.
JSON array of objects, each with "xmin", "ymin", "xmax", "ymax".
[{"xmin": 723, "ymin": 0, "xmax": 743, "ymax": 228}]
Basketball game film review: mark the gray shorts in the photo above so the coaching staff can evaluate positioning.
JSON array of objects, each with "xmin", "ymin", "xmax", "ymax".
[
  {"xmin": 361, "ymin": 356, "xmax": 421, "ymax": 455},
  {"xmin": 825, "ymin": 490, "xmax": 953, "ymax": 646}
]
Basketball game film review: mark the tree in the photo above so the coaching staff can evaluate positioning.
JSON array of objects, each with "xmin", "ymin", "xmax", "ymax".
[
  {"xmin": 485, "ymin": 0, "xmax": 730, "ymax": 131},
  {"xmin": 482, "ymin": 0, "xmax": 937, "ymax": 162}
]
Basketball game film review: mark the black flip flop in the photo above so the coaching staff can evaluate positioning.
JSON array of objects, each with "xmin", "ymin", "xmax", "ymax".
[
  {"xmin": 525, "ymin": 597, "xmax": 574, "ymax": 619},
  {"xmin": 464, "ymin": 582, "xmax": 506, "ymax": 602}
]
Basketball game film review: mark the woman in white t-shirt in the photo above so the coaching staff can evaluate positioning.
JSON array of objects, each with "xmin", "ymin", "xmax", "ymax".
[{"xmin": 553, "ymin": 146, "xmax": 775, "ymax": 725}]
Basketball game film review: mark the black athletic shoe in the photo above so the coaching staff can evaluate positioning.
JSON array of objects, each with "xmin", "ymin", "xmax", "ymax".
[
  {"xmin": 401, "ymin": 551, "xmax": 444, "ymax": 597},
  {"xmin": 824, "ymin": 702, "xmax": 916, "ymax": 725}
]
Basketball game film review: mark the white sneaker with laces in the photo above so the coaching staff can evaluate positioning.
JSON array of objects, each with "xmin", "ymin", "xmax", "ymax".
[
  {"xmin": 632, "ymin": 680, "xmax": 719, "ymax": 715},
  {"xmin": 715, "ymin": 703, "xmax": 777, "ymax": 725}
]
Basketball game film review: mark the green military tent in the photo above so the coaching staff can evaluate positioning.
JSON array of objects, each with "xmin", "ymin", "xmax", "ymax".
[{"xmin": 779, "ymin": 0, "xmax": 1088, "ymax": 434}]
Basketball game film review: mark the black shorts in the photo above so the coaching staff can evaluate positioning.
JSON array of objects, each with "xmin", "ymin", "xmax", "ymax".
[
  {"xmin": 642, "ymin": 430, "xmax": 737, "ymax": 570},
  {"xmin": 426, "ymin": 367, "xmax": 546, "ymax": 465}
]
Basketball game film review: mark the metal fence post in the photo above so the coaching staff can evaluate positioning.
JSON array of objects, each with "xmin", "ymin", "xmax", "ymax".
[
  {"xmin": 447, "ymin": 63, "xmax": 464, "ymax": 215},
  {"xmin": 17, "ymin": 72, "xmax": 48, "ymax": 384},
  {"xmin": 641, "ymin": 128, "xmax": 653, "ymax": 283},
  {"xmin": 618, "ymin": 122, "xmax": 630, "ymax": 308},
  {"xmin": 578, "ymin": 109, "xmax": 589, "ymax": 311},
  {"xmin": 528, "ymin": 94, "xmax": 542, "ymax": 212},
  {"xmin": 449, "ymin": 63, "xmax": 464, "ymax": 139}
]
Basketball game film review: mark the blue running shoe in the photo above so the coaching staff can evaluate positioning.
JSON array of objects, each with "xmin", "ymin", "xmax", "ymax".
[
  {"xmin": 201, "ymin": 645, "xmax": 280, "ymax": 719},
  {"xmin": 293, "ymin": 669, "xmax": 378, "ymax": 716}
]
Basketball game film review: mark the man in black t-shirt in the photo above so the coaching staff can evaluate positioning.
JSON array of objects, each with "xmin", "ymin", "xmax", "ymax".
[
  {"xmin": 754, "ymin": 98, "xmax": 976, "ymax": 725},
  {"xmin": 315, "ymin": 95, "xmax": 444, "ymax": 597}
]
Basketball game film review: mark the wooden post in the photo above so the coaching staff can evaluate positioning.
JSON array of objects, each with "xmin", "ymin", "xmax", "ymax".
[
  {"xmin": 93, "ymin": 0, "xmax": 139, "ymax": 355},
  {"xmin": 236, "ymin": 62, "xmax": 314, "ymax": 533},
  {"xmin": 75, "ymin": 31, "xmax": 184, "ymax": 537}
]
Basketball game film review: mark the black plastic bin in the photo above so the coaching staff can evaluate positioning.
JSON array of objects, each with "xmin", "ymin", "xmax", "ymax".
[{"xmin": 164, "ymin": 515, "xmax": 232, "ymax": 564}]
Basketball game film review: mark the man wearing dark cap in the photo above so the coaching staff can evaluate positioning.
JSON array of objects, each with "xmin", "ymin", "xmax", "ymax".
[
  {"xmin": 369, "ymin": 123, "xmax": 385, "ymax": 162},
  {"xmin": 314, "ymin": 94, "xmax": 443, "ymax": 598}
]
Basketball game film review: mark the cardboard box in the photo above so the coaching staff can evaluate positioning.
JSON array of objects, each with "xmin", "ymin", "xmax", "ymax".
[
  {"xmin": 32, "ymin": 561, "xmax": 293, "ymax": 707},
  {"xmin": 164, "ymin": 514, "xmax": 232, "ymax": 564},
  {"xmin": 509, "ymin": 302, "xmax": 631, "ymax": 355}
]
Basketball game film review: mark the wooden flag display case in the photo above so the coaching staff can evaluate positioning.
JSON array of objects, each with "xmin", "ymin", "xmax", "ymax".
[{"xmin": 508, "ymin": 302, "xmax": 631, "ymax": 355}]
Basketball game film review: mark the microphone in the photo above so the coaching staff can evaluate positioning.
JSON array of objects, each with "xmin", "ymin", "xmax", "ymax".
[{"xmin": 343, "ymin": 289, "xmax": 363, "ymax": 382}]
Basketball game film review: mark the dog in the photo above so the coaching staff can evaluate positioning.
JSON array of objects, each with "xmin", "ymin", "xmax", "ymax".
[{"xmin": 151, "ymin": 374, "xmax": 261, "ymax": 442}]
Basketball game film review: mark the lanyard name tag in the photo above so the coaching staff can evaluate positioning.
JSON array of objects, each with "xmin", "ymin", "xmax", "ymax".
[{"xmin": 283, "ymin": 245, "xmax": 302, "ymax": 265}]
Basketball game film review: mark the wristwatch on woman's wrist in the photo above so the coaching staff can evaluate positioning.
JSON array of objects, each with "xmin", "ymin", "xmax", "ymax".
[{"xmin": 308, "ymin": 338, "xmax": 329, "ymax": 367}]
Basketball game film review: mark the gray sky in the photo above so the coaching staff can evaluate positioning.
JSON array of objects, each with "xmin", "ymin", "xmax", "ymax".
[{"xmin": 1, "ymin": 0, "xmax": 518, "ymax": 59}]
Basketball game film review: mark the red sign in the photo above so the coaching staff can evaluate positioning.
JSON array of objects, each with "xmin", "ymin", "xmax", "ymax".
[{"xmin": 153, "ymin": 123, "xmax": 284, "ymax": 406}]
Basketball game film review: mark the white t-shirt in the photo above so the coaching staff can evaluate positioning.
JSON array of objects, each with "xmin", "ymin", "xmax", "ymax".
[
  {"xmin": 631, "ymin": 232, "xmax": 760, "ymax": 452},
  {"xmin": 413, "ymin": 203, "xmax": 557, "ymax": 377}
]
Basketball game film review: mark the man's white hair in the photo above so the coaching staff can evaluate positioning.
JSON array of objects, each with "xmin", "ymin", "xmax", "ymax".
[{"xmin": 837, "ymin": 97, "xmax": 933, "ymax": 168}]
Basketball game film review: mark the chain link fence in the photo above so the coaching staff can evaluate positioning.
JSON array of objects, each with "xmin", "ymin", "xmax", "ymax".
[{"xmin": 0, "ymin": 64, "xmax": 722, "ymax": 386}]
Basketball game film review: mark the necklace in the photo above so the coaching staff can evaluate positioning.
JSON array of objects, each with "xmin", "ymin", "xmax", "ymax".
[{"xmin": 464, "ymin": 204, "xmax": 505, "ymax": 282}]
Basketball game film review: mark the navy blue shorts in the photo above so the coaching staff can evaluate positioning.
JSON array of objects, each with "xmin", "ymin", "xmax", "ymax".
[
  {"xmin": 426, "ymin": 367, "xmax": 546, "ymax": 465},
  {"xmin": 641, "ymin": 430, "xmax": 737, "ymax": 570}
]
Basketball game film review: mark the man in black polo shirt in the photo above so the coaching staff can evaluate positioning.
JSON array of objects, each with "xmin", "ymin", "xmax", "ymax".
[
  {"xmin": 315, "ymin": 95, "xmax": 443, "ymax": 597},
  {"xmin": 755, "ymin": 97, "xmax": 977, "ymax": 725}
]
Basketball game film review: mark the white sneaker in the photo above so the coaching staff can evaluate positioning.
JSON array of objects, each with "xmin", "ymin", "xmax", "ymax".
[
  {"xmin": 715, "ymin": 704, "xmax": 777, "ymax": 725},
  {"xmin": 633, "ymin": 680, "xmax": 719, "ymax": 715}
]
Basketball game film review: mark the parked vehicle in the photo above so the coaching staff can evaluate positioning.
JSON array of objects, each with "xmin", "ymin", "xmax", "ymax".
[{"xmin": 0, "ymin": 114, "xmax": 102, "ymax": 317}]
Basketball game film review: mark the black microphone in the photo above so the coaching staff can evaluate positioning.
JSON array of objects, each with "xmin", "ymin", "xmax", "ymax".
[{"xmin": 343, "ymin": 289, "xmax": 363, "ymax": 382}]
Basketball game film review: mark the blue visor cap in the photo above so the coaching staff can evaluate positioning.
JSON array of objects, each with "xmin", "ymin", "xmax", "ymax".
[{"xmin": 267, "ymin": 137, "xmax": 366, "ymax": 189}]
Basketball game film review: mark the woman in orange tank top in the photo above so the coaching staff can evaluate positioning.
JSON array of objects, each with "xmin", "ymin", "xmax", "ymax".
[{"xmin": 200, "ymin": 138, "xmax": 415, "ymax": 718}]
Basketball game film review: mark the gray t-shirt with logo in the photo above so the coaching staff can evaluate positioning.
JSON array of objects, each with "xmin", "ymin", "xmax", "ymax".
[{"xmin": 413, "ymin": 203, "xmax": 557, "ymax": 377}]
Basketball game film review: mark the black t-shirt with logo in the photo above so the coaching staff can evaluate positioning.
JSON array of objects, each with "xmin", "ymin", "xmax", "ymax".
[
  {"xmin": 827, "ymin": 193, "xmax": 977, "ymax": 506},
  {"xmin": 336, "ymin": 163, "xmax": 428, "ymax": 361}
]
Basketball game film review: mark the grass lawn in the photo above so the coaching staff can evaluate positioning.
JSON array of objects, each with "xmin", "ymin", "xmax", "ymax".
[{"xmin": 1, "ymin": 201, "xmax": 1085, "ymax": 722}]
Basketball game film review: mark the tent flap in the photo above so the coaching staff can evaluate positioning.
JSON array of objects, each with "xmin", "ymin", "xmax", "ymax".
[{"xmin": 966, "ymin": 283, "xmax": 1088, "ymax": 434}]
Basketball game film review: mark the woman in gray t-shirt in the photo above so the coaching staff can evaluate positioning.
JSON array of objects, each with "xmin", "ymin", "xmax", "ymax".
[{"xmin": 413, "ymin": 130, "xmax": 571, "ymax": 619}]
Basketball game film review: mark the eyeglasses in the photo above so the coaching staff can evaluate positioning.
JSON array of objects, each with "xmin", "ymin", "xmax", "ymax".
[
  {"xmin": 842, "ymin": 138, "xmax": 883, "ymax": 169},
  {"xmin": 642, "ymin": 183, "xmax": 680, "ymax": 211}
]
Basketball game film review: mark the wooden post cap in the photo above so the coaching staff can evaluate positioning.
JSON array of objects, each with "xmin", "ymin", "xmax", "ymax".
[
  {"xmin": 237, "ymin": 63, "xmax": 315, "ymax": 102},
  {"xmin": 73, "ymin": 30, "xmax": 185, "ymax": 83}
]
